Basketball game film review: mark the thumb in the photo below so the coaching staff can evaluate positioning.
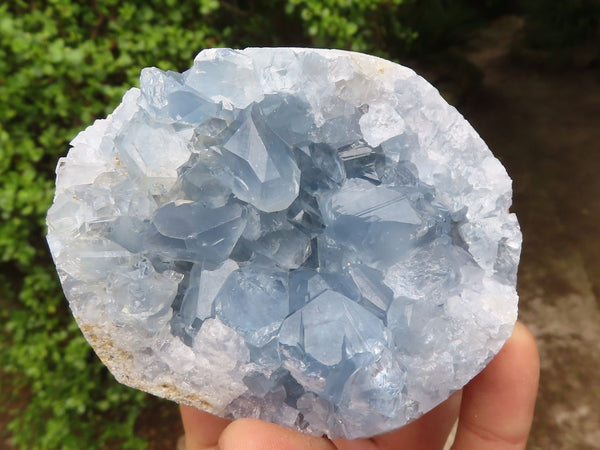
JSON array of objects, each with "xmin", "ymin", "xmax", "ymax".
[{"xmin": 216, "ymin": 418, "xmax": 337, "ymax": 450}]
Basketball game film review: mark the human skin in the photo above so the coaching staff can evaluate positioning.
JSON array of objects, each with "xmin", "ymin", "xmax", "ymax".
[{"xmin": 181, "ymin": 321, "xmax": 539, "ymax": 450}]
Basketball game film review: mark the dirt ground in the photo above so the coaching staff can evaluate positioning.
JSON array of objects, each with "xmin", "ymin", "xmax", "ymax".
[{"xmin": 457, "ymin": 17, "xmax": 600, "ymax": 450}]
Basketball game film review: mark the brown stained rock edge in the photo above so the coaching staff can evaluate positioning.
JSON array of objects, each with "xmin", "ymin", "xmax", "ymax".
[{"xmin": 78, "ymin": 322, "xmax": 216, "ymax": 414}]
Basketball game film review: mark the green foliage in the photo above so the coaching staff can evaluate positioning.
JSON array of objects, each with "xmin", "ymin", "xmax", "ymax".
[
  {"xmin": 2, "ymin": 268, "xmax": 147, "ymax": 449},
  {"xmin": 0, "ymin": 1, "xmax": 228, "ymax": 448},
  {"xmin": 519, "ymin": 0, "xmax": 600, "ymax": 49},
  {"xmin": 396, "ymin": 0, "xmax": 518, "ymax": 55},
  {"xmin": 286, "ymin": 0, "xmax": 416, "ymax": 54}
]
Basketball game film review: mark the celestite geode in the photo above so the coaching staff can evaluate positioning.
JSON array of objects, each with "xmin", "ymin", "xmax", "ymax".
[{"xmin": 46, "ymin": 48, "xmax": 521, "ymax": 439}]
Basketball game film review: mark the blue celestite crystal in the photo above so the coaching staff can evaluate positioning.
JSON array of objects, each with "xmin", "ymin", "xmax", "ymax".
[{"xmin": 46, "ymin": 48, "xmax": 521, "ymax": 439}]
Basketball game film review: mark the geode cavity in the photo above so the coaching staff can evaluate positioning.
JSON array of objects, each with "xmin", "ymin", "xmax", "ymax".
[{"xmin": 46, "ymin": 48, "xmax": 521, "ymax": 439}]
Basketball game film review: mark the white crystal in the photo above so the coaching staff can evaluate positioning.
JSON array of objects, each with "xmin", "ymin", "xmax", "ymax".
[{"xmin": 46, "ymin": 48, "xmax": 521, "ymax": 439}]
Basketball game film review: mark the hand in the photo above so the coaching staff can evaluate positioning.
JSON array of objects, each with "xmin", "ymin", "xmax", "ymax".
[{"xmin": 181, "ymin": 322, "xmax": 539, "ymax": 450}]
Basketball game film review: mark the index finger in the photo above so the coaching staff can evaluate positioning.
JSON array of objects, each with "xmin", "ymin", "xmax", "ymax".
[
  {"xmin": 180, "ymin": 404, "xmax": 231, "ymax": 450},
  {"xmin": 451, "ymin": 322, "xmax": 540, "ymax": 450}
]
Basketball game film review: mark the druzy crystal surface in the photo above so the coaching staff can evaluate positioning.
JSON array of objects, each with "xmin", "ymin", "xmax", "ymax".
[{"xmin": 46, "ymin": 48, "xmax": 521, "ymax": 439}]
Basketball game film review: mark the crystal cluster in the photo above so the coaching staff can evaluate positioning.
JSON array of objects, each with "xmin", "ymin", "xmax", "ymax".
[{"xmin": 46, "ymin": 48, "xmax": 521, "ymax": 439}]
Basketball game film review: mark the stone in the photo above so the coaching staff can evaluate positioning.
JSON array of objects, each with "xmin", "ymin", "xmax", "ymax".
[{"xmin": 46, "ymin": 48, "xmax": 521, "ymax": 439}]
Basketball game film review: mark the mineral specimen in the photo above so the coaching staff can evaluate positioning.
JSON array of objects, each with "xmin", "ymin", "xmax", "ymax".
[{"xmin": 46, "ymin": 48, "xmax": 522, "ymax": 439}]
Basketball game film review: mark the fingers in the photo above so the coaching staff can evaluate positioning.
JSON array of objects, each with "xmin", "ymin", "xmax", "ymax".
[
  {"xmin": 180, "ymin": 405, "xmax": 231, "ymax": 450},
  {"xmin": 217, "ymin": 418, "xmax": 337, "ymax": 450},
  {"xmin": 333, "ymin": 391, "xmax": 462, "ymax": 450},
  {"xmin": 451, "ymin": 322, "xmax": 540, "ymax": 450},
  {"xmin": 182, "ymin": 395, "xmax": 460, "ymax": 450}
]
